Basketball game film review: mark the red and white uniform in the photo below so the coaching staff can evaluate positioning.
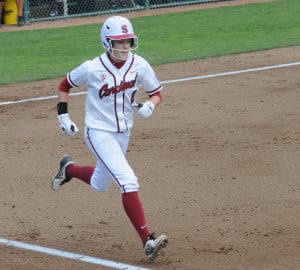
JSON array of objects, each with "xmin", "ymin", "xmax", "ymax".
[
  {"xmin": 67, "ymin": 52, "xmax": 162, "ymax": 193},
  {"xmin": 55, "ymin": 16, "xmax": 169, "ymax": 255},
  {"xmin": 68, "ymin": 52, "xmax": 161, "ymax": 133}
]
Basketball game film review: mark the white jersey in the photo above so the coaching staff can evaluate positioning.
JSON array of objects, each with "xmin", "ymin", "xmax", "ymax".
[{"xmin": 67, "ymin": 52, "xmax": 162, "ymax": 133}]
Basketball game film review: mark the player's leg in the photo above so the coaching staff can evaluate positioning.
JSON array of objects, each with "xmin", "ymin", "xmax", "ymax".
[
  {"xmin": 85, "ymin": 128, "xmax": 139, "ymax": 192},
  {"xmin": 15, "ymin": 0, "xmax": 24, "ymax": 26},
  {"xmin": 86, "ymin": 128, "xmax": 168, "ymax": 260},
  {"xmin": 52, "ymin": 154, "xmax": 96, "ymax": 191},
  {"xmin": 52, "ymin": 128, "xmax": 137, "ymax": 192},
  {"xmin": 52, "ymin": 128, "xmax": 168, "ymax": 260},
  {"xmin": 59, "ymin": 156, "xmax": 113, "ymax": 191},
  {"xmin": 52, "ymin": 129, "xmax": 114, "ymax": 191},
  {"xmin": 86, "ymin": 129, "xmax": 150, "ymax": 237},
  {"xmin": 89, "ymin": 160, "xmax": 113, "ymax": 191}
]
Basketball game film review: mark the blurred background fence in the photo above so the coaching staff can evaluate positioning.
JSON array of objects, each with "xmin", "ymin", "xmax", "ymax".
[{"xmin": 24, "ymin": 0, "xmax": 230, "ymax": 23}]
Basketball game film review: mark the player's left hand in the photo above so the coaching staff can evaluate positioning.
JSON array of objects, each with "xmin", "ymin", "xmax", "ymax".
[{"xmin": 137, "ymin": 101, "xmax": 155, "ymax": 118}]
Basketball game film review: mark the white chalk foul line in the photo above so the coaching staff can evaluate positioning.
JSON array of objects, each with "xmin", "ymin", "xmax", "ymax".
[
  {"xmin": 0, "ymin": 238, "xmax": 151, "ymax": 270},
  {"xmin": 1, "ymin": 61, "xmax": 299, "ymax": 107},
  {"xmin": 162, "ymin": 61, "xmax": 300, "ymax": 84}
]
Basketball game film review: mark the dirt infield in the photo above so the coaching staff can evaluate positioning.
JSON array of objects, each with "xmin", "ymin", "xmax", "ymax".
[
  {"xmin": 1, "ymin": 45, "xmax": 300, "ymax": 270},
  {"xmin": 0, "ymin": 1, "xmax": 300, "ymax": 270}
]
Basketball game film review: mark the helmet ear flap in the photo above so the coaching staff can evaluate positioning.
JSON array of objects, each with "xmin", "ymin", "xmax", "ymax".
[
  {"xmin": 107, "ymin": 38, "xmax": 112, "ymax": 47},
  {"xmin": 107, "ymin": 39, "xmax": 113, "ymax": 53},
  {"xmin": 130, "ymin": 38, "xmax": 134, "ymax": 47},
  {"xmin": 102, "ymin": 38, "xmax": 112, "ymax": 51}
]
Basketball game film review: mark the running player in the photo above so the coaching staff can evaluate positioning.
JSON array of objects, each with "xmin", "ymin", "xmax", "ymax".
[{"xmin": 52, "ymin": 15, "xmax": 168, "ymax": 261}]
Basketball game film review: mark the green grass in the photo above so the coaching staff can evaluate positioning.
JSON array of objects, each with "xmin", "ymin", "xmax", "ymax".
[{"xmin": 0, "ymin": 0, "xmax": 300, "ymax": 85}]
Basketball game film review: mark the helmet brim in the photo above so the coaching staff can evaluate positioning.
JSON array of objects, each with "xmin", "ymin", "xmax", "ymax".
[{"xmin": 106, "ymin": 34, "xmax": 136, "ymax": 40}]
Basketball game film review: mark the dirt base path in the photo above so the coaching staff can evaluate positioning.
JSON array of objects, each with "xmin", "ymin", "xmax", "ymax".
[
  {"xmin": 0, "ymin": 45, "xmax": 299, "ymax": 270},
  {"xmin": 1, "ymin": 1, "xmax": 300, "ymax": 270}
]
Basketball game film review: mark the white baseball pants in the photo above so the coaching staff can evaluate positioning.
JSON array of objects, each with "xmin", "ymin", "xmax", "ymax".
[{"xmin": 84, "ymin": 127, "xmax": 139, "ymax": 193}]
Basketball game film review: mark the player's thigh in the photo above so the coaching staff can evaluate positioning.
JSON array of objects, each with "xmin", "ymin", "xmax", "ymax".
[{"xmin": 85, "ymin": 128, "xmax": 138, "ymax": 189}]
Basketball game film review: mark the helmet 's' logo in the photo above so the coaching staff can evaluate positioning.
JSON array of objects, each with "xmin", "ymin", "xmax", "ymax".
[{"xmin": 121, "ymin": 25, "xmax": 128, "ymax": 33}]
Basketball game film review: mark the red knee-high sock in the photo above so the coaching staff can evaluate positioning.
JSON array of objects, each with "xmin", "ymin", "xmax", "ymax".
[
  {"xmin": 66, "ymin": 164, "xmax": 94, "ymax": 185},
  {"xmin": 122, "ymin": 191, "xmax": 151, "ymax": 245}
]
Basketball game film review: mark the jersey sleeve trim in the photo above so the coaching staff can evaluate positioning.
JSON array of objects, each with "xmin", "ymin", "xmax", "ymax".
[
  {"xmin": 67, "ymin": 73, "xmax": 79, "ymax": 88},
  {"xmin": 147, "ymin": 85, "xmax": 163, "ymax": 96},
  {"xmin": 149, "ymin": 91, "xmax": 161, "ymax": 100}
]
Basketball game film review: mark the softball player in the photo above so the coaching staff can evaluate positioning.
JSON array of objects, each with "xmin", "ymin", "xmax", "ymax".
[{"xmin": 52, "ymin": 16, "xmax": 168, "ymax": 261}]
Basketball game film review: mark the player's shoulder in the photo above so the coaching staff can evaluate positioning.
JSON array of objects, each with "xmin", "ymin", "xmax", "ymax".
[
  {"xmin": 133, "ymin": 54, "xmax": 146, "ymax": 62},
  {"xmin": 80, "ymin": 54, "xmax": 104, "ymax": 68},
  {"xmin": 89, "ymin": 55, "xmax": 104, "ymax": 64},
  {"xmin": 133, "ymin": 54, "xmax": 151, "ymax": 67}
]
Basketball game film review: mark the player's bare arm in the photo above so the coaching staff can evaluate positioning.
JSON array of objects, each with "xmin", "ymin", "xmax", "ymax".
[
  {"xmin": 56, "ymin": 78, "xmax": 78, "ymax": 136},
  {"xmin": 149, "ymin": 93, "xmax": 161, "ymax": 107},
  {"xmin": 58, "ymin": 90, "xmax": 69, "ymax": 103}
]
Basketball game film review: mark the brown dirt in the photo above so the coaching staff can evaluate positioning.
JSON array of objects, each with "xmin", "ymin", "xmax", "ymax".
[
  {"xmin": 0, "ymin": 1, "xmax": 300, "ymax": 270},
  {"xmin": 0, "ymin": 0, "xmax": 273, "ymax": 32}
]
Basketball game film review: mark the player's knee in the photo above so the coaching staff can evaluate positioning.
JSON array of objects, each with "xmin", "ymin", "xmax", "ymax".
[
  {"xmin": 120, "ymin": 180, "xmax": 139, "ymax": 193},
  {"xmin": 90, "ymin": 175, "xmax": 112, "ymax": 192},
  {"xmin": 92, "ymin": 185, "xmax": 109, "ymax": 192}
]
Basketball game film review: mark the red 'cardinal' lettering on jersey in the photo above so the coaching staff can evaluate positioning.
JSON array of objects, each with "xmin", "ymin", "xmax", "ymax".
[{"xmin": 99, "ymin": 75, "xmax": 137, "ymax": 99}]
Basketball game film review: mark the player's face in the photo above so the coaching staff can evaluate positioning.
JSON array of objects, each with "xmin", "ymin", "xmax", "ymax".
[{"xmin": 111, "ymin": 39, "xmax": 131, "ymax": 61}]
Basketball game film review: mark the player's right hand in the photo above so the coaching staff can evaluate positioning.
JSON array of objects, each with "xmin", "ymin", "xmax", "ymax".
[{"xmin": 57, "ymin": 113, "xmax": 79, "ymax": 136}]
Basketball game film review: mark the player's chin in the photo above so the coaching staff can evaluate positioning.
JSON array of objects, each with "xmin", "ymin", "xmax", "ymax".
[{"xmin": 120, "ymin": 52, "xmax": 129, "ymax": 60}]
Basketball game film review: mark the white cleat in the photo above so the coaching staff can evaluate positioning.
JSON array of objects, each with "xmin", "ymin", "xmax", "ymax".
[{"xmin": 144, "ymin": 233, "xmax": 168, "ymax": 261}]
